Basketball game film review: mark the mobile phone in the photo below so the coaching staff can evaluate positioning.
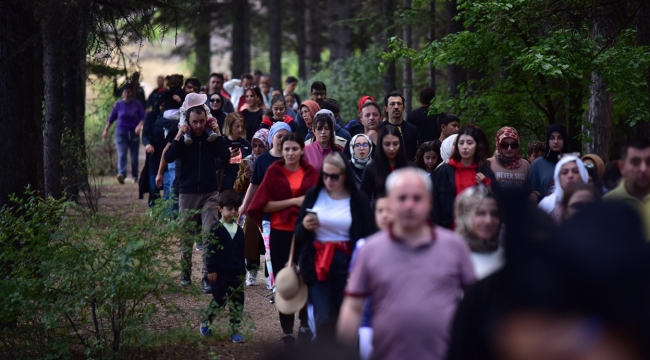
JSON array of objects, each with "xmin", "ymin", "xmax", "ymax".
[
  {"xmin": 306, "ymin": 208, "xmax": 318, "ymax": 219},
  {"xmin": 231, "ymin": 141, "xmax": 240, "ymax": 149}
]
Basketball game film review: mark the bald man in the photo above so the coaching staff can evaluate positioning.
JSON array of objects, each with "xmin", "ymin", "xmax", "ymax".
[{"xmin": 337, "ymin": 168, "xmax": 475, "ymax": 360}]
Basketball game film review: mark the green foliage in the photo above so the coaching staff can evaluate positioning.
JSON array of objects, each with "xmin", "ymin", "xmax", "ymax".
[
  {"xmin": 0, "ymin": 193, "xmax": 203, "ymax": 359},
  {"xmin": 385, "ymin": 0, "xmax": 650, "ymax": 140},
  {"xmin": 299, "ymin": 47, "xmax": 385, "ymax": 122}
]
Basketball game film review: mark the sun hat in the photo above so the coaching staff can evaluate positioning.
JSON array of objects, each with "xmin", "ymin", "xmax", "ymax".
[
  {"xmin": 274, "ymin": 265, "xmax": 308, "ymax": 315},
  {"xmin": 181, "ymin": 93, "xmax": 208, "ymax": 111}
]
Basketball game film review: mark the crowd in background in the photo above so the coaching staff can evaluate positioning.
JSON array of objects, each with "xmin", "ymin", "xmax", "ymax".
[{"xmin": 104, "ymin": 70, "xmax": 650, "ymax": 359}]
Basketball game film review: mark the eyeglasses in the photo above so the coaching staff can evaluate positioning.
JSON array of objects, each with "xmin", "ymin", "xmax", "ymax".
[
  {"xmin": 584, "ymin": 163, "xmax": 595, "ymax": 169},
  {"xmin": 210, "ymin": 99, "xmax": 221, "ymax": 103},
  {"xmin": 354, "ymin": 143, "xmax": 370, "ymax": 149},
  {"xmin": 321, "ymin": 171, "xmax": 343, "ymax": 181},
  {"xmin": 500, "ymin": 142, "xmax": 519, "ymax": 150}
]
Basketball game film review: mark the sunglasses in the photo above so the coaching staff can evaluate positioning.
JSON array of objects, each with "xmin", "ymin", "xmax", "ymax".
[
  {"xmin": 321, "ymin": 171, "xmax": 343, "ymax": 181},
  {"xmin": 210, "ymin": 99, "xmax": 221, "ymax": 103},
  {"xmin": 584, "ymin": 163, "xmax": 595, "ymax": 169},
  {"xmin": 500, "ymin": 142, "xmax": 519, "ymax": 150},
  {"xmin": 354, "ymin": 143, "xmax": 370, "ymax": 148}
]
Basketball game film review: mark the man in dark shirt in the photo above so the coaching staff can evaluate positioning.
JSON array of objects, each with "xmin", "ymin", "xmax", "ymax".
[
  {"xmin": 381, "ymin": 91, "xmax": 419, "ymax": 161},
  {"xmin": 433, "ymin": 113, "xmax": 461, "ymax": 148},
  {"xmin": 407, "ymin": 87, "xmax": 440, "ymax": 144}
]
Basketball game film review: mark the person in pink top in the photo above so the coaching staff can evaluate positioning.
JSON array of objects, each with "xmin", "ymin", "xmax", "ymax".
[
  {"xmin": 303, "ymin": 110, "xmax": 344, "ymax": 170},
  {"xmin": 338, "ymin": 167, "xmax": 475, "ymax": 360}
]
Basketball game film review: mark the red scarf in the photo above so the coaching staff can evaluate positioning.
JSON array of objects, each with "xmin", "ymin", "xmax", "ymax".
[
  {"xmin": 448, "ymin": 158, "xmax": 491, "ymax": 195},
  {"xmin": 261, "ymin": 115, "xmax": 294, "ymax": 128}
]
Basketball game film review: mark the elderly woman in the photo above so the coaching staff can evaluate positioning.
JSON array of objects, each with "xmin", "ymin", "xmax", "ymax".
[
  {"xmin": 454, "ymin": 185, "xmax": 504, "ymax": 280},
  {"xmin": 487, "ymin": 126, "xmax": 531, "ymax": 190},
  {"xmin": 348, "ymin": 134, "xmax": 373, "ymax": 189},
  {"xmin": 538, "ymin": 155, "xmax": 589, "ymax": 223}
]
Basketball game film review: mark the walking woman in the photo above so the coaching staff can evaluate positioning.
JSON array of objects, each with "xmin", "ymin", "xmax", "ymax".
[
  {"xmin": 208, "ymin": 93, "xmax": 228, "ymax": 131},
  {"xmin": 240, "ymin": 86, "xmax": 264, "ymax": 142},
  {"xmin": 436, "ymin": 134, "xmax": 458, "ymax": 171},
  {"xmin": 528, "ymin": 123, "xmax": 569, "ymax": 202},
  {"xmin": 295, "ymin": 152, "xmax": 376, "ymax": 341},
  {"xmin": 219, "ymin": 113, "xmax": 251, "ymax": 192},
  {"xmin": 359, "ymin": 124, "xmax": 410, "ymax": 208},
  {"xmin": 248, "ymin": 132, "xmax": 320, "ymax": 348},
  {"xmin": 260, "ymin": 95, "xmax": 298, "ymax": 132},
  {"xmin": 304, "ymin": 110, "xmax": 344, "ymax": 170},
  {"xmin": 538, "ymin": 155, "xmax": 589, "ymax": 223},
  {"xmin": 297, "ymin": 100, "xmax": 320, "ymax": 139},
  {"xmin": 348, "ymin": 134, "xmax": 373, "ymax": 189},
  {"xmin": 454, "ymin": 185, "xmax": 504, "ymax": 280},
  {"xmin": 234, "ymin": 128, "xmax": 269, "ymax": 286},
  {"xmin": 415, "ymin": 141, "xmax": 442, "ymax": 174},
  {"xmin": 433, "ymin": 125, "xmax": 497, "ymax": 229},
  {"xmin": 487, "ymin": 126, "xmax": 531, "ymax": 190}
]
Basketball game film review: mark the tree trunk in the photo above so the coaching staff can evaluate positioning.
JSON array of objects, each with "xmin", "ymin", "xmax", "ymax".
[
  {"xmin": 428, "ymin": 0, "xmax": 436, "ymax": 90},
  {"xmin": 382, "ymin": 0, "xmax": 397, "ymax": 95},
  {"xmin": 42, "ymin": 4, "xmax": 65, "ymax": 199},
  {"xmin": 402, "ymin": 0, "xmax": 413, "ymax": 113},
  {"xmin": 327, "ymin": 0, "xmax": 351, "ymax": 62},
  {"xmin": 294, "ymin": 0, "xmax": 306, "ymax": 79},
  {"xmin": 194, "ymin": 5, "xmax": 212, "ymax": 81},
  {"xmin": 269, "ymin": 0, "xmax": 282, "ymax": 89},
  {"xmin": 232, "ymin": 0, "xmax": 250, "ymax": 78},
  {"xmin": 0, "ymin": 1, "xmax": 43, "ymax": 206},
  {"xmin": 633, "ymin": 1, "xmax": 650, "ymax": 140},
  {"xmin": 305, "ymin": 0, "xmax": 323, "ymax": 74},
  {"xmin": 566, "ymin": 77, "xmax": 584, "ymax": 153},
  {"xmin": 446, "ymin": 0, "xmax": 465, "ymax": 96}
]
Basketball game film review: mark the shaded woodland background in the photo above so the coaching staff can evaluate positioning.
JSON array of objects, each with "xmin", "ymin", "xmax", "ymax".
[{"xmin": 2, "ymin": 0, "xmax": 650, "ymax": 208}]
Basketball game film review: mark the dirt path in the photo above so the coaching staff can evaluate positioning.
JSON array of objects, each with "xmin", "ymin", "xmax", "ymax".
[{"xmin": 97, "ymin": 177, "xmax": 297, "ymax": 359}]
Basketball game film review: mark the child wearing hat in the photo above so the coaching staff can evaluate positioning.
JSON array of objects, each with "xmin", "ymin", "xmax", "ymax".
[
  {"xmin": 201, "ymin": 190, "xmax": 246, "ymax": 342},
  {"xmin": 179, "ymin": 93, "xmax": 220, "ymax": 145}
]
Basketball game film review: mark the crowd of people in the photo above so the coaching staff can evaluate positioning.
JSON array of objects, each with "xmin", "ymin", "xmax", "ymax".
[{"xmin": 104, "ymin": 71, "xmax": 650, "ymax": 359}]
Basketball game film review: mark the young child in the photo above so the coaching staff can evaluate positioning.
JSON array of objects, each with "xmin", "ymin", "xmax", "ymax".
[
  {"xmin": 352, "ymin": 193, "xmax": 391, "ymax": 360},
  {"xmin": 179, "ymin": 93, "xmax": 219, "ymax": 145},
  {"xmin": 201, "ymin": 190, "xmax": 246, "ymax": 343}
]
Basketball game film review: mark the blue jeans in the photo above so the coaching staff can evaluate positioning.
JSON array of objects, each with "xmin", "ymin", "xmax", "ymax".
[
  {"xmin": 163, "ymin": 161, "xmax": 178, "ymax": 215},
  {"xmin": 115, "ymin": 128, "xmax": 140, "ymax": 178},
  {"xmin": 148, "ymin": 174, "xmax": 160, "ymax": 208}
]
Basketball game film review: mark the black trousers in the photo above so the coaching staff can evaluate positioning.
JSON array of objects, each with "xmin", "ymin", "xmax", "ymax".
[
  {"xmin": 270, "ymin": 229, "xmax": 308, "ymax": 334},
  {"xmin": 205, "ymin": 271, "xmax": 245, "ymax": 332}
]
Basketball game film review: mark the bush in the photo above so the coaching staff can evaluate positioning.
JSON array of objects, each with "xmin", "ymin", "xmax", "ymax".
[{"xmin": 0, "ymin": 194, "xmax": 202, "ymax": 359}]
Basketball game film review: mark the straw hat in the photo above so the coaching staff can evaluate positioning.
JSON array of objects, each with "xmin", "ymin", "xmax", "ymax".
[{"xmin": 274, "ymin": 265, "xmax": 308, "ymax": 315}]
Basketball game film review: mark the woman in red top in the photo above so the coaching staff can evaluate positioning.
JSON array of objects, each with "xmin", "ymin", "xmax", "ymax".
[
  {"xmin": 248, "ymin": 132, "xmax": 319, "ymax": 346},
  {"xmin": 432, "ymin": 125, "xmax": 498, "ymax": 229}
]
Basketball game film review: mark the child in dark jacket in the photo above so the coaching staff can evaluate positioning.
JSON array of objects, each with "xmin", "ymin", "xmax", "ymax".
[{"xmin": 201, "ymin": 190, "xmax": 246, "ymax": 343}]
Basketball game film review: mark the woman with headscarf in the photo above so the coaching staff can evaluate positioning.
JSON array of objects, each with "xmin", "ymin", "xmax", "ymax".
[
  {"xmin": 487, "ymin": 126, "xmax": 531, "ymax": 190},
  {"xmin": 348, "ymin": 134, "xmax": 373, "ymax": 189},
  {"xmin": 297, "ymin": 100, "xmax": 321, "ymax": 139},
  {"xmin": 538, "ymin": 155, "xmax": 589, "ymax": 223},
  {"xmin": 527, "ymin": 123, "xmax": 569, "ymax": 202},
  {"xmin": 208, "ymin": 93, "xmax": 228, "ymax": 131},
  {"xmin": 435, "ymin": 134, "xmax": 458, "ymax": 171},
  {"xmin": 234, "ymin": 128, "xmax": 269, "ymax": 286},
  {"xmin": 454, "ymin": 185, "xmax": 504, "ymax": 280}
]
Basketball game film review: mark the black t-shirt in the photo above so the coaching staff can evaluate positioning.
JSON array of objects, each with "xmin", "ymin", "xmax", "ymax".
[
  {"xmin": 241, "ymin": 109, "xmax": 263, "ymax": 143},
  {"xmin": 251, "ymin": 151, "xmax": 282, "ymax": 186},
  {"xmin": 407, "ymin": 106, "xmax": 440, "ymax": 144}
]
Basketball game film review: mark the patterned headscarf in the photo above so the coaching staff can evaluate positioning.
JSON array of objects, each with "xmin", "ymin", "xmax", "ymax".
[
  {"xmin": 349, "ymin": 134, "xmax": 373, "ymax": 169},
  {"xmin": 494, "ymin": 126, "xmax": 522, "ymax": 169},
  {"xmin": 251, "ymin": 128, "xmax": 269, "ymax": 162}
]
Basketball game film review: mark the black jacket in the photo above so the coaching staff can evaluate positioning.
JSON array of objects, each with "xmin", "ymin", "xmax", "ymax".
[
  {"xmin": 294, "ymin": 186, "xmax": 377, "ymax": 284},
  {"xmin": 164, "ymin": 133, "xmax": 231, "ymax": 194},
  {"xmin": 407, "ymin": 106, "xmax": 440, "ymax": 145},
  {"xmin": 219, "ymin": 137, "xmax": 252, "ymax": 192},
  {"xmin": 380, "ymin": 120, "xmax": 419, "ymax": 161},
  {"xmin": 432, "ymin": 162, "xmax": 498, "ymax": 229},
  {"xmin": 206, "ymin": 222, "xmax": 246, "ymax": 276}
]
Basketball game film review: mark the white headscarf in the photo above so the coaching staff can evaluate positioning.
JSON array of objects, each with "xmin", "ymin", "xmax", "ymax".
[
  {"xmin": 349, "ymin": 134, "xmax": 373, "ymax": 169},
  {"xmin": 538, "ymin": 155, "xmax": 589, "ymax": 213},
  {"xmin": 436, "ymin": 134, "xmax": 458, "ymax": 170}
]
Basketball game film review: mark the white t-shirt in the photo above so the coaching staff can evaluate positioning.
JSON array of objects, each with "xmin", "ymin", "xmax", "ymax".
[
  {"xmin": 470, "ymin": 248, "xmax": 505, "ymax": 280},
  {"xmin": 311, "ymin": 188, "xmax": 352, "ymax": 242}
]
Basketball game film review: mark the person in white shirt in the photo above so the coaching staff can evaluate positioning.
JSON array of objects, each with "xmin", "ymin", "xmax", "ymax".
[
  {"xmin": 454, "ymin": 184, "xmax": 504, "ymax": 279},
  {"xmin": 223, "ymin": 73, "xmax": 254, "ymax": 112}
]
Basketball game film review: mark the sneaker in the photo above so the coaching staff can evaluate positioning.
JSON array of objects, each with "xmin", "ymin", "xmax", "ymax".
[
  {"xmin": 246, "ymin": 271, "xmax": 257, "ymax": 286},
  {"xmin": 183, "ymin": 133, "xmax": 193, "ymax": 145},
  {"xmin": 200, "ymin": 322, "xmax": 212, "ymax": 337},
  {"xmin": 297, "ymin": 328, "xmax": 313, "ymax": 344},
  {"xmin": 116, "ymin": 174, "xmax": 125, "ymax": 184},
  {"xmin": 126, "ymin": 177, "xmax": 136, "ymax": 184},
  {"xmin": 269, "ymin": 294, "xmax": 275, "ymax": 304},
  {"xmin": 202, "ymin": 278, "xmax": 212, "ymax": 293},
  {"xmin": 230, "ymin": 333, "xmax": 245, "ymax": 343},
  {"xmin": 282, "ymin": 335, "xmax": 295, "ymax": 350},
  {"xmin": 180, "ymin": 276, "xmax": 192, "ymax": 287},
  {"xmin": 195, "ymin": 243, "xmax": 204, "ymax": 251},
  {"xmin": 266, "ymin": 276, "xmax": 272, "ymax": 290}
]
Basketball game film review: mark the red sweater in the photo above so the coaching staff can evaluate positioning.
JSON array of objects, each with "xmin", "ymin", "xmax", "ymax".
[{"xmin": 448, "ymin": 158, "xmax": 491, "ymax": 195}]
